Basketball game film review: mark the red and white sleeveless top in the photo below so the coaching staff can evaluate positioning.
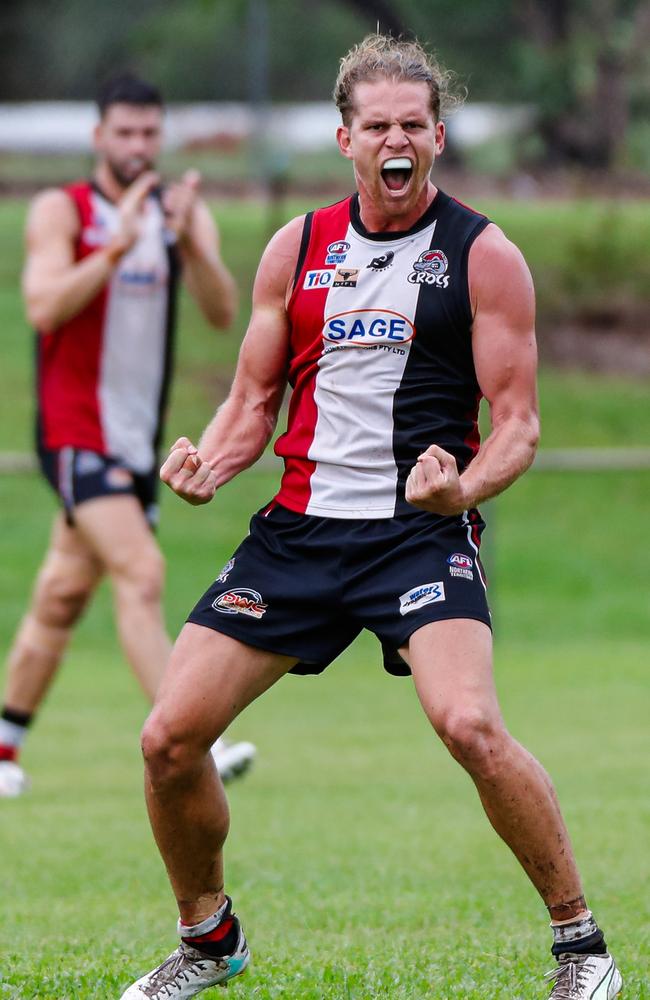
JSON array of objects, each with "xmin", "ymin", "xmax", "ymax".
[
  {"xmin": 274, "ymin": 191, "xmax": 490, "ymax": 519},
  {"xmin": 36, "ymin": 181, "xmax": 179, "ymax": 474}
]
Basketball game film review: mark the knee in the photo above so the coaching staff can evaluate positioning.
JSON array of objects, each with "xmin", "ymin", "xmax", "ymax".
[
  {"xmin": 33, "ymin": 560, "xmax": 94, "ymax": 628},
  {"xmin": 114, "ymin": 550, "xmax": 165, "ymax": 606},
  {"xmin": 436, "ymin": 709, "xmax": 509, "ymax": 780},
  {"xmin": 141, "ymin": 709, "xmax": 203, "ymax": 788}
]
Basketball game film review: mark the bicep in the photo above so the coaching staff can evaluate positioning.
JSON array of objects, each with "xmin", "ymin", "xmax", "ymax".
[
  {"xmin": 22, "ymin": 192, "xmax": 77, "ymax": 293},
  {"xmin": 470, "ymin": 232, "xmax": 538, "ymax": 424},
  {"xmin": 228, "ymin": 223, "xmax": 302, "ymax": 402}
]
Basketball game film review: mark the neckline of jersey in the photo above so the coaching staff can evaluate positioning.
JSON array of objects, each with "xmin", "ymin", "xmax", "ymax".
[
  {"xmin": 90, "ymin": 177, "xmax": 163, "ymax": 207},
  {"xmin": 349, "ymin": 189, "xmax": 448, "ymax": 243}
]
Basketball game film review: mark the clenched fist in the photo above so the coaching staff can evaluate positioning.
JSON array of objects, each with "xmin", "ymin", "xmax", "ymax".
[
  {"xmin": 405, "ymin": 444, "xmax": 468, "ymax": 516},
  {"xmin": 160, "ymin": 436, "xmax": 217, "ymax": 506}
]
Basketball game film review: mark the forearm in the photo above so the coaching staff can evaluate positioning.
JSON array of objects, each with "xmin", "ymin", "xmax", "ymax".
[
  {"xmin": 28, "ymin": 243, "xmax": 122, "ymax": 331},
  {"xmin": 460, "ymin": 413, "xmax": 539, "ymax": 508},
  {"xmin": 180, "ymin": 239, "xmax": 237, "ymax": 329},
  {"xmin": 197, "ymin": 389, "xmax": 280, "ymax": 489}
]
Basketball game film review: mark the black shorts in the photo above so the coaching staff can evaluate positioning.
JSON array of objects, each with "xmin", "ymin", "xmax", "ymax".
[
  {"xmin": 188, "ymin": 502, "xmax": 491, "ymax": 677},
  {"xmin": 38, "ymin": 446, "xmax": 159, "ymax": 528}
]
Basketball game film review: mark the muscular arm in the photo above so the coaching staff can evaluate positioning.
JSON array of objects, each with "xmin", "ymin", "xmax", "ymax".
[
  {"xmin": 406, "ymin": 224, "xmax": 539, "ymax": 515},
  {"xmin": 160, "ymin": 215, "xmax": 305, "ymax": 503},
  {"xmin": 177, "ymin": 199, "xmax": 237, "ymax": 329},
  {"xmin": 23, "ymin": 173, "xmax": 156, "ymax": 332}
]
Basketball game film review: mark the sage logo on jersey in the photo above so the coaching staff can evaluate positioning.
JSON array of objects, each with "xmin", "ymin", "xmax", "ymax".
[
  {"xmin": 323, "ymin": 309, "xmax": 415, "ymax": 348},
  {"xmin": 333, "ymin": 267, "xmax": 359, "ymax": 287},
  {"xmin": 212, "ymin": 588, "xmax": 267, "ymax": 619},
  {"xmin": 367, "ymin": 250, "xmax": 394, "ymax": 271},
  {"xmin": 399, "ymin": 581, "xmax": 446, "ymax": 615},
  {"xmin": 408, "ymin": 249, "xmax": 450, "ymax": 287},
  {"xmin": 325, "ymin": 240, "xmax": 350, "ymax": 264},
  {"xmin": 304, "ymin": 269, "xmax": 334, "ymax": 290},
  {"xmin": 447, "ymin": 552, "xmax": 474, "ymax": 581}
]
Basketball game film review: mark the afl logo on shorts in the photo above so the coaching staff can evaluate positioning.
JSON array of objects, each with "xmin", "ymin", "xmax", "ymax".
[
  {"xmin": 212, "ymin": 588, "xmax": 268, "ymax": 619},
  {"xmin": 448, "ymin": 553, "xmax": 473, "ymax": 569},
  {"xmin": 323, "ymin": 309, "xmax": 415, "ymax": 347},
  {"xmin": 408, "ymin": 249, "xmax": 450, "ymax": 287},
  {"xmin": 447, "ymin": 553, "xmax": 474, "ymax": 581}
]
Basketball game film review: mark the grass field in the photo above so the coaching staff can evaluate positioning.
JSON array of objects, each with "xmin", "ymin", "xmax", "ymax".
[{"xmin": 1, "ymin": 196, "xmax": 649, "ymax": 997}]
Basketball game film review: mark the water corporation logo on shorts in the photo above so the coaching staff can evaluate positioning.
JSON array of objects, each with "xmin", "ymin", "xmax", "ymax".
[
  {"xmin": 399, "ymin": 581, "xmax": 446, "ymax": 615},
  {"xmin": 407, "ymin": 249, "xmax": 450, "ymax": 287},
  {"xmin": 212, "ymin": 588, "xmax": 268, "ymax": 619}
]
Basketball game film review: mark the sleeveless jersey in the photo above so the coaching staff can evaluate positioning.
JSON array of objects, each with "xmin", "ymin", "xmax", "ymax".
[
  {"xmin": 274, "ymin": 190, "xmax": 490, "ymax": 518},
  {"xmin": 36, "ymin": 181, "xmax": 179, "ymax": 474}
]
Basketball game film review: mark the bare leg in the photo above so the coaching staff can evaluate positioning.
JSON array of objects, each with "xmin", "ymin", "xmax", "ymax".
[
  {"xmin": 74, "ymin": 495, "xmax": 171, "ymax": 700},
  {"xmin": 405, "ymin": 619, "xmax": 585, "ymax": 915},
  {"xmin": 141, "ymin": 623, "xmax": 295, "ymax": 924},
  {"xmin": 3, "ymin": 513, "xmax": 102, "ymax": 714}
]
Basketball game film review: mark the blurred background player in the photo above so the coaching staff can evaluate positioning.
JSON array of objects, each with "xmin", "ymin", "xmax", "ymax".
[{"xmin": 0, "ymin": 72, "xmax": 255, "ymax": 797}]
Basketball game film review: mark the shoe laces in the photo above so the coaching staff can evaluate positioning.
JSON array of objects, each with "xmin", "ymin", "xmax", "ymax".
[
  {"xmin": 142, "ymin": 944, "xmax": 226, "ymax": 999},
  {"xmin": 544, "ymin": 954, "xmax": 597, "ymax": 999}
]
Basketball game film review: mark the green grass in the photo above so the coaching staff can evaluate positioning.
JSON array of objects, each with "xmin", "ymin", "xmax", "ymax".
[
  {"xmin": 1, "ymin": 461, "xmax": 649, "ymax": 998},
  {"xmin": 1, "ymin": 195, "xmax": 649, "ymax": 996}
]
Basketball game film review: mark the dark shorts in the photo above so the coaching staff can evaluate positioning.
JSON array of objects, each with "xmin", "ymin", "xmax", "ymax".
[
  {"xmin": 188, "ymin": 502, "xmax": 491, "ymax": 677},
  {"xmin": 38, "ymin": 446, "xmax": 159, "ymax": 528}
]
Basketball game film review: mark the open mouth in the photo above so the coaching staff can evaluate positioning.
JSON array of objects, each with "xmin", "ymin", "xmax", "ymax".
[{"xmin": 380, "ymin": 157, "xmax": 413, "ymax": 193}]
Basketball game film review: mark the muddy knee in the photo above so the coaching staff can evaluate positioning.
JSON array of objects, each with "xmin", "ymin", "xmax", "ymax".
[{"xmin": 437, "ymin": 710, "xmax": 508, "ymax": 779}]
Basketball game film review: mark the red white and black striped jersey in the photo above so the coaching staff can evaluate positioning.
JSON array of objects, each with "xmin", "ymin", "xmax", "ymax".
[
  {"xmin": 36, "ymin": 181, "xmax": 179, "ymax": 473},
  {"xmin": 274, "ymin": 190, "xmax": 489, "ymax": 518}
]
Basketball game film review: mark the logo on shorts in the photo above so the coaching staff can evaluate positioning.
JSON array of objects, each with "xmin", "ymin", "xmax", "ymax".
[
  {"xmin": 333, "ymin": 267, "xmax": 359, "ymax": 287},
  {"xmin": 447, "ymin": 552, "xmax": 474, "ymax": 581},
  {"xmin": 75, "ymin": 451, "xmax": 104, "ymax": 476},
  {"xmin": 216, "ymin": 558, "xmax": 235, "ymax": 584},
  {"xmin": 325, "ymin": 240, "xmax": 350, "ymax": 264},
  {"xmin": 104, "ymin": 466, "xmax": 133, "ymax": 489},
  {"xmin": 399, "ymin": 581, "xmax": 446, "ymax": 615},
  {"xmin": 212, "ymin": 588, "xmax": 267, "ymax": 619},
  {"xmin": 407, "ymin": 249, "xmax": 450, "ymax": 287}
]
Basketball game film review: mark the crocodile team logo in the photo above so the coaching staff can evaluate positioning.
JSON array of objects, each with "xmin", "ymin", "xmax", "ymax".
[{"xmin": 408, "ymin": 249, "xmax": 450, "ymax": 287}]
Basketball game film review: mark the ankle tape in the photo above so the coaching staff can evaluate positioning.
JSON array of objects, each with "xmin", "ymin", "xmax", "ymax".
[
  {"xmin": 178, "ymin": 896, "xmax": 231, "ymax": 939},
  {"xmin": 551, "ymin": 912, "xmax": 606, "ymax": 957}
]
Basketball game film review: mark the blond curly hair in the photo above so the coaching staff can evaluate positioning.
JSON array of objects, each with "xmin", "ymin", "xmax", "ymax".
[{"xmin": 333, "ymin": 34, "xmax": 461, "ymax": 126}]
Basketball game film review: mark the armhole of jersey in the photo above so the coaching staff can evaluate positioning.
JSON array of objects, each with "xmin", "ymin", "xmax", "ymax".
[
  {"xmin": 63, "ymin": 184, "xmax": 87, "ymax": 256},
  {"xmin": 289, "ymin": 211, "xmax": 314, "ymax": 300},
  {"xmin": 461, "ymin": 216, "xmax": 490, "ymax": 327}
]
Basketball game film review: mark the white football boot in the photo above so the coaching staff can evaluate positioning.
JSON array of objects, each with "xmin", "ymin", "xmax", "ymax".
[
  {"xmin": 545, "ymin": 952, "xmax": 622, "ymax": 999},
  {"xmin": 0, "ymin": 760, "xmax": 29, "ymax": 798},
  {"xmin": 120, "ymin": 920, "xmax": 249, "ymax": 998},
  {"xmin": 210, "ymin": 737, "xmax": 256, "ymax": 783}
]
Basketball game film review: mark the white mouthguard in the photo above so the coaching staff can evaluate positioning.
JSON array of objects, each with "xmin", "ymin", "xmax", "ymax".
[{"xmin": 382, "ymin": 158, "xmax": 413, "ymax": 170}]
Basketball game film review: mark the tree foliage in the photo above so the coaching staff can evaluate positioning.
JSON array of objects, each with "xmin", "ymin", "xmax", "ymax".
[{"xmin": 1, "ymin": 0, "xmax": 649, "ymax": 168}]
